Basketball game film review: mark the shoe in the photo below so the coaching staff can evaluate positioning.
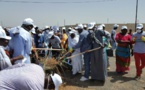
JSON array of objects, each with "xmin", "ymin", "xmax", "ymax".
[
  {"xmin": 117, "ymin": 72, "xmax": 123, "ymax": 74},
  {"xmin": 80, "ymin": 76, "xmax": 88, "ymax": 81},
  {"xmin": 134, "ymin": 75, "xmax": 141, "ymax": 80}
]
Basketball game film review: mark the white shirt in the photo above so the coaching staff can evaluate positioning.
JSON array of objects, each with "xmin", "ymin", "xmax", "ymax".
[
  {"xmin": 133, "ymin": 31, "xmax": 145, "ymax": 53},
  {"xmin": 0, "ymin": 46, "xmax": 12, "ymax": 70}
]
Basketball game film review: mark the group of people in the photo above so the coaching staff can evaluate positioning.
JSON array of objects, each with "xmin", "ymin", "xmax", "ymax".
[
  {"xmin": 0, "ymin": 17, "xmax": 145, "ymax": 89},
  {"xmin": 0, "ymin": 18, "xmax": 62, "ymax": 90},
  {"xmin": 111, "ymin": 23, "xmax": 145, "ymax": 80}
]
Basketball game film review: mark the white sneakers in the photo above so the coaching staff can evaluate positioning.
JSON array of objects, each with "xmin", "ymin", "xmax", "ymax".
[{"xmin": 80, "ymin": 76, "xmax": 88, "ymax": 81}]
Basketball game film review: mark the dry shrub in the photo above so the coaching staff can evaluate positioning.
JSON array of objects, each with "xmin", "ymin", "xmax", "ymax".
[{"xmin": 42, "ymin": 58, "xmax": 59, "ymax": 70}]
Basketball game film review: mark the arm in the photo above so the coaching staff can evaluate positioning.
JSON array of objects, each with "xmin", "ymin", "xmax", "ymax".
[
  {"xmin": 111, "ymin": 31, "xmax": 115, "ymax": 42},
  {"xmin": 11, "ymin": 55, "xmax": 24, "ymax": 64}
]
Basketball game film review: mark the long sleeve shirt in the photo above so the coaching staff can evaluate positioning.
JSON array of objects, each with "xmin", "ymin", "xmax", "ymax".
[{"xmin": 9, "ymin": 27, "xmax": 32, "ymax": 64}]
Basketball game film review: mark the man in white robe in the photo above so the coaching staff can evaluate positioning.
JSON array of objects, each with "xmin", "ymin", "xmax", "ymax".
[{"xmin": 68, "ymin": 30, "xmax": 83, "ymax": 76}]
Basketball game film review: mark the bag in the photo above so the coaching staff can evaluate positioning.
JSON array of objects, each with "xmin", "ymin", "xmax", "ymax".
[{"xmin": 106, "ymin": 49, "xmax": 113, "ymax": 57}]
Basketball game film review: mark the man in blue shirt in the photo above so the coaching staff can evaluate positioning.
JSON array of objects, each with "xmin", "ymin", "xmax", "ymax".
[{"xmin": 9, "ymin": 18, "xmax": 34, "ymax": 64}]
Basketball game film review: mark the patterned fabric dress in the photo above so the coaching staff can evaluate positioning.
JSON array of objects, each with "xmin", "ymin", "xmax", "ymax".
[{"xmin": 115, "ymin": 33, "xmax": 132, "ymax": 73}]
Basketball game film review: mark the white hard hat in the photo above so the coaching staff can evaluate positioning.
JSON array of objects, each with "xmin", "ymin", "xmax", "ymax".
[{"xmin": 0, "ymin": 26, "xmax": 11, "ymax": 40}]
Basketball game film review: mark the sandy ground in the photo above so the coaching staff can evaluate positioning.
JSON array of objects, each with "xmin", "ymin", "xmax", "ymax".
[{"xmin": 58, "ymin": 56, "xmax": 145, "ymax": 90}]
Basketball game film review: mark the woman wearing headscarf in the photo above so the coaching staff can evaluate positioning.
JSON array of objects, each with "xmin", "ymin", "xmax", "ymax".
[{"xmin": 115, "ymin": 26, "xmax": 132, "ymax": 74}]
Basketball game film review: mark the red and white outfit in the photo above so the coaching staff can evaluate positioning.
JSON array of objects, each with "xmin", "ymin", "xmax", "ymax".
[{"xmin": 132, "ymin": 31, "xmax": 145, "ymax": 77}]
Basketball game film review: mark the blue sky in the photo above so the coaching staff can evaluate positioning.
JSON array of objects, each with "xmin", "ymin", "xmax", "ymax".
[{"xmin": 0, "ymin": 0, "xmax": 145, "ymax": 28}]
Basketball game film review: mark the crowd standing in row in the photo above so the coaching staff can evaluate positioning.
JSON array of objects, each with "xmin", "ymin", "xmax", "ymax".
[{"xmin": 0, "ymin": 18, "xmax": 145, "ymax": 90}]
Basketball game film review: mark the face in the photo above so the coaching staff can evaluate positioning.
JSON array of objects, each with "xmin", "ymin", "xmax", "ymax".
[
  {"xmin": 129, "ymin": 29, "xmax": 132, "ymax": 33},
  {"xmin": 0, "ymin": 38, "xmax": 9, "ymax": 47},
  {"xmin": 114, "ymin": 27, "xmax": 118, "ymax": 30},
  {"xmin": 84, "ymin": 27, "xmax": 87, "ymax": 30},
  {"xmin": 63, "ymin": 30, "xmax": 66, "ymax": 33},
  {"xmin": 136, "ymin": 29, "xmax": 142, "ymax": 33},
  {"xmin": 103, "ymin": 27, "xmax": 105, "ymax": 30},
  {"xmin": 77, "ymin": 29, "xmax": 83, "ymax": 34},
  {"xmin": 70, "ymin": 33, "xmax": 75, "ymax": 39},
  {"xmin": 121, "ymin": 29, "xmax": 127, "ymax": 35},
  {"xmin": 25, "ymin": 25, "xmax": 34, "ymax": 32}
]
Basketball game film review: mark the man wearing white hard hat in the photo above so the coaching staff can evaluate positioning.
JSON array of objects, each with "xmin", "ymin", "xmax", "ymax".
[
  {"xmin": 90, "ymin": 25, "xmax": 110, "ymax": 82},
  {"xmin": 0, "ymin": 27, "xmax": 12, "ymax": 70},
  {"xmin": 87, "ymin": 22, "xmax": 95, "ymax": 30},
  {"xmin": 111, "ymin": 24, "xmax": 119, "ymax": 56},
  {"xmin": 132, "ymin": 23, "xmax": 145, "ymax": 80},
  {"xmin": 48, "ymin": 31, "xmax": 62, "ymax": 58},
  {"xmin": 8, "ymin": 18, "xmax": 34, "ymax": 64},
  {"xmin": 42, "ymin": 26, "xmax": 51, "ymax": 57},
  {"xmin": 68, "ymin": 30, "xmax": 83, "ymax": 77},
  {"xmin": 70, "ymin": 24, "xmax": 92, "ymax": 81},
  {"xmin": 83, "ymin": 24, "xmax": 87, "ymax": 30},
  {"xmin": 102, "ymin": 24, "xmax": 111, "ymax": 70}
]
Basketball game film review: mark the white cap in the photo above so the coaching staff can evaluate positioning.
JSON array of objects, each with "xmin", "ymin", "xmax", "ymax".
[
  {"xmin": 121, "ymin": 26, "xmax": 127, "ymax": 30},
  {"xmin": 45, "ymin": 26, "xmax": 50, "ymax": 29},
  {"xmin": 88, "ymin": 22, "xmax": 96, "ymax": 29},
  {"xmin": 22, "ymin": 18, "xmax": 34, "ymax": 26},
  {"xmin": 68, "ymin": 27, "xmax": 72, "ymax": 30},
  {"xmin": 76, "ymin": 24, "xmax": 83, "ymax": 29},
  {"xmin": 48, "ymin": 31, "xmax": 54, "ymax": 38},
  {"xmin": 62, "ymin": 27, "xmax": 66, "ymax": 30},
  {"xmin": 0, "ymin": 27, "xmax": 11, "ymax": 40},
  {"xmin": 101, "ymin": 24, "xmax": 105, "ymax": 27},
  {"xmin": 50, "ymin": 73, "xmax": 62, "ymax": 90},
  {"xmin": 52, "ymin": 26, "xmax": 59, "ymax": 31},
  {"xmin": 69, "ymin": 30, "xmax": 77, "ymax": 34},
  {"xmin": 97, "ymin": 25, "xmax": 103, "ymax": 30},
  {"xmin": 114, "ymin": 24, "xmax": 119, "ymax": 28},
  {"xmin": 83, "ymin": 24, "xmax": 87, "ymax": 28},
  {"xmin": 136, "ymin": 23, "xmax": 143, "ymax": 29},
  {"xmin": 68, "ymin": 27, "xmax": 72, "ymax": 32}
]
